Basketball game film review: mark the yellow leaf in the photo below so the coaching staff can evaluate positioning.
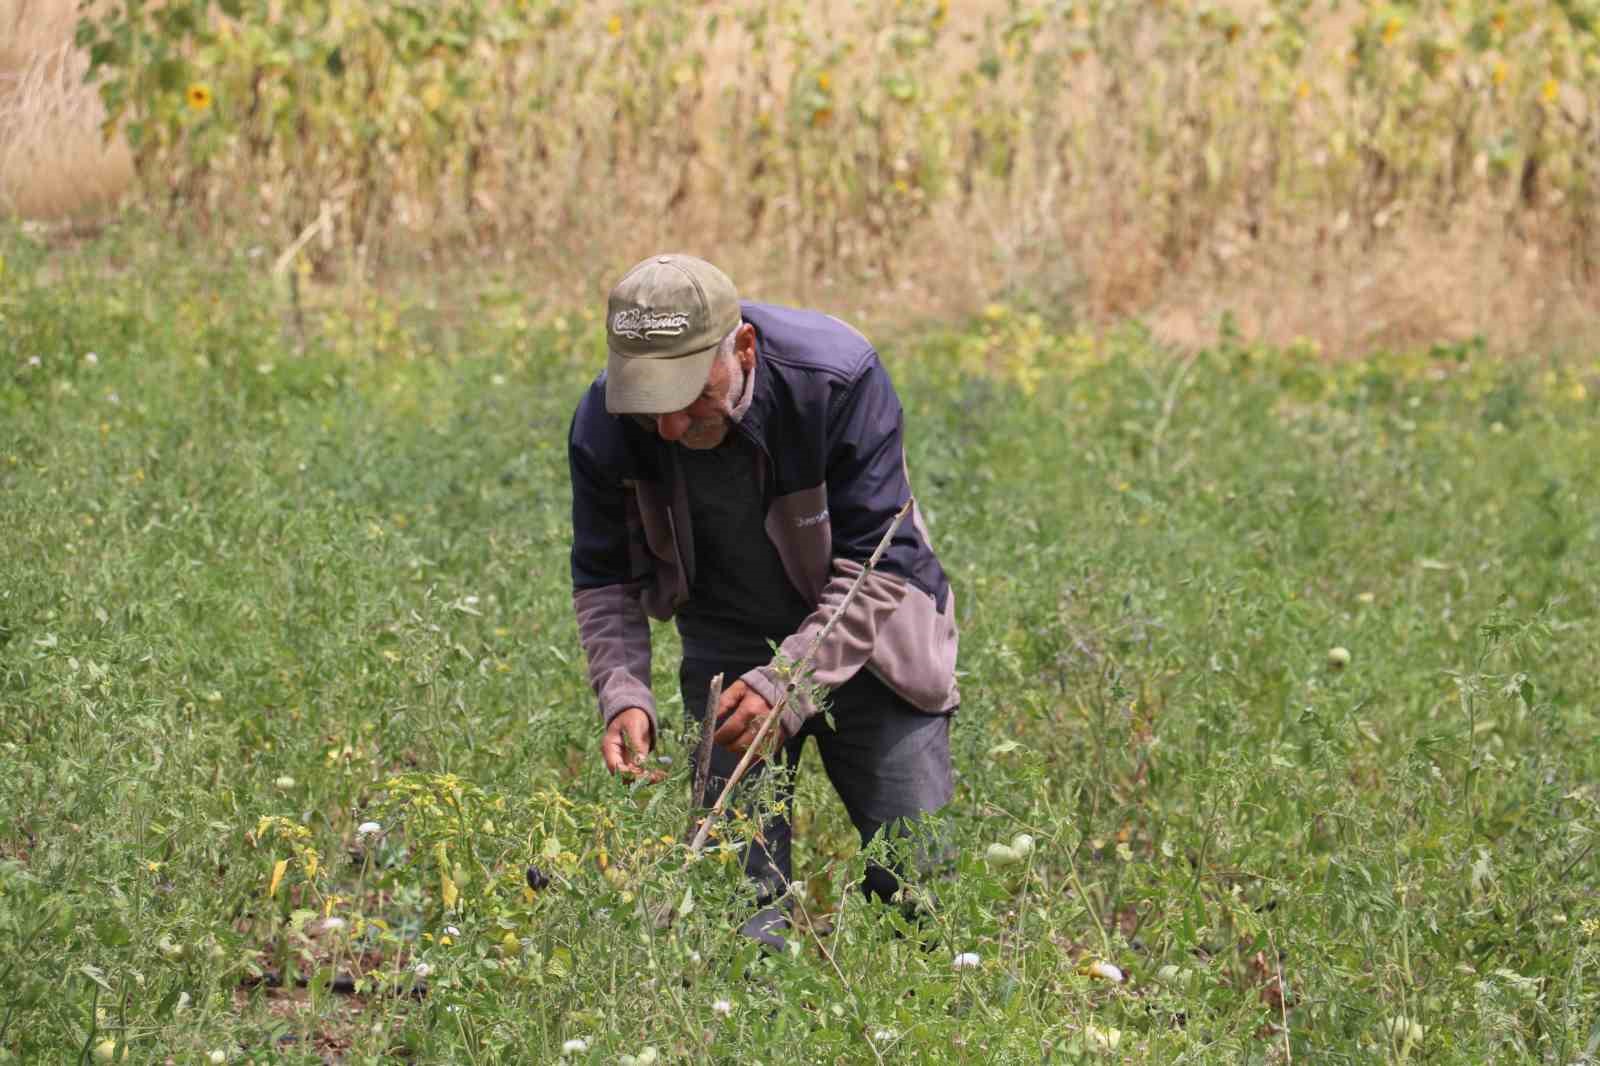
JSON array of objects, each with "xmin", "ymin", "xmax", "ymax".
[
  {"xmin": 304, "ymin": 851, "xmax": 318, "ymax": 879},
  {"xmin": 268, "ymin": 858, "xmax": 288, "ymax": 898},
  {"xmin": 441, "ymin": 871, "xmax": 459, "ymax": 909}
]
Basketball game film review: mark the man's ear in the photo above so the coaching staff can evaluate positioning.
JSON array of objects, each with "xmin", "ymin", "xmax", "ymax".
[{"xmin": 735, "ymin": 322, "xmax": 757, "ymax": 371}]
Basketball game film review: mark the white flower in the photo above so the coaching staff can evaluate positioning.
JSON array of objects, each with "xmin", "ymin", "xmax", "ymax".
[
  {"xmin": 320, "ymin": 917, "xmax": 347, "ymax": 933},
  {"xmin": 491, "ymin": 374, "xmax": 508, "ymax": 387},
  {"xmin": 711, "ymin": 998, "xmax": 732, "ymax": 1017},
  {"xmin": 26, "ymin": 356, "xmax": 41, "ymax": 368},
  {"xmin": 208, "ymin": 1052, "xmax": 227, "ymax": 1065},
  {"xmin": 444, "ymin": 925, "xmax": 461, "ymax": 937},
  {"xmin": 273, "ymin": 775, "xmax": 295, "ymax": 790},
  {"xmin": 84, "ymin": 352, "xmax": 99, "ymax": 366},
  {"xmin": 871, "ymin": 1028, "xmax": 896, "ymax": 1042},
  {"xmin": 412, "ymin": 961, "xmax": 433, "ymax": 978},
  {"xmin": 356, "ymin": 821, "xmax": 382, "ymax": 837},
  {"xmin": 560, "ymin": 1038, "xmax": 589, "ymax": 1055},
  {"xmin": 952, "ymin": 952, "xmax": 981, "ymax": 971}
]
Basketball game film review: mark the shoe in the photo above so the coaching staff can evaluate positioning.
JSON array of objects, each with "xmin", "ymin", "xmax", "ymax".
[{"xmin": 737, "ymin": 906, "xmax": 790, "ymax": 952}]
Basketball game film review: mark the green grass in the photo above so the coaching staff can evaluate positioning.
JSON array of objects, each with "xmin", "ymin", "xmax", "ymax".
[{"xmin": 2, "ymin": 224, "xmax": 1598, "ymax": 1065}]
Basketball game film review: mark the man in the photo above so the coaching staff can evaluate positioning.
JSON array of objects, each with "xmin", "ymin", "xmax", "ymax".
[{"xmin": 568, "ymin": 253, "xmax": 958, "ymax": 949}]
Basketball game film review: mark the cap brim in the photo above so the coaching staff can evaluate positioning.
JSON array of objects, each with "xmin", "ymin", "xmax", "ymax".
[{"xmin": 604, "ymin": 342, "xmax": 720, "ymax": 415}]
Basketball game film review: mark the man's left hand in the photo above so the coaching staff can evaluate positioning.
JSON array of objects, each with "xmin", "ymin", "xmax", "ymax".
[{"xmin": 713, "ymin": 680, "xmax": 787, "ymax": 756}]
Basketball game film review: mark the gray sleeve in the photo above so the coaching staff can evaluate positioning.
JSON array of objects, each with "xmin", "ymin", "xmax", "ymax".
[
  {"xmin": 739, "ymin": 559, "xmax": 907, "ymax": 733},
  {"xmin": 573, "ymin": 582, "xmax": 657, "ymax": 735}
]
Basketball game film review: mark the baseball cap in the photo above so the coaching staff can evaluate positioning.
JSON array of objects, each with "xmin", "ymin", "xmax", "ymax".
[{"xmin": 604, "ymin": 253, "xmax": 740, "ymax": 414}]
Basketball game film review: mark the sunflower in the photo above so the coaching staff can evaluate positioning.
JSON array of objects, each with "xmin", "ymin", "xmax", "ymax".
[{"xmin": 186, "ymin": 83, "xmax": 213, "ymax": 112}]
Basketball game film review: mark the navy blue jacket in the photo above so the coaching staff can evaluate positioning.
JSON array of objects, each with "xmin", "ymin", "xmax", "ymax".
[{"xmin": 569, "ymin": 302, "xmax": 959, "ymax": 735}]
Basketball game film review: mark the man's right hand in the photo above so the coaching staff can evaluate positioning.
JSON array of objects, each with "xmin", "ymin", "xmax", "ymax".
[{"xmin": 601, "ymin": 707, "xmax": 654, "ymax": 776}]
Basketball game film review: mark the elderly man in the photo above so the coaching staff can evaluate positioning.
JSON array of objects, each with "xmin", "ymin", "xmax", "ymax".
[{"xmin": 567, "ymin": 253, "xmax": 959, "ymax": 948}]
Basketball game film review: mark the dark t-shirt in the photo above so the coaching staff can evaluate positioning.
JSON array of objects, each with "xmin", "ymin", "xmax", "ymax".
[{"xmin": 674, "ymin": 432, "xmax": 813, "ymax": 663}]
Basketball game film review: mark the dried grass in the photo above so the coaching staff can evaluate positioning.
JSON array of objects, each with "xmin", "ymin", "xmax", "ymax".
[{"xmin": 0, "ymin": 0, "xmax": 133, "ymax": 220}]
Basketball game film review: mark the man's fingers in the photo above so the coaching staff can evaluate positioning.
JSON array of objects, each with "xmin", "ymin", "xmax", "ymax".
[
  {"xmin": 601, "ymin": 732, "xmax": 631, "ymax": 775},
  {"xmin": 717, "ymin": 680, "xmax": 749, "ymax": 716},
  {"xmin": 602, "ymin": 708, "xmax": 653, "ymax": 776},
  {"xmin": 713, "ymin": 688, "xmax": 782, "ymax": 754},
  {"xmin": 713, "ymin": 705, "xmax": 756, "ymax": 748}
]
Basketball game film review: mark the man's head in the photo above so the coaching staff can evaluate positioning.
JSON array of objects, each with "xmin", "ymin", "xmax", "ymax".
[
  {"xmin": 604, "ymin": 253, "xmax": 755, "ymax": 449},
  {"xmin": 647, "ymin": 323, "xmax": 757, "ymax": 448}
]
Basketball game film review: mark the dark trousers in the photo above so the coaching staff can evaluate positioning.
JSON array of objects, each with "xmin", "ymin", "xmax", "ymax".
[{"xmin": 680, "ymin": 656, "xmax": 954, "ymax": 907}]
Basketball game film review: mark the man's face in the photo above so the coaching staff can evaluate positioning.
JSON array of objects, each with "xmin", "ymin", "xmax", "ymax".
[{"xmin": 649, "ymin": 350, "xmax": 743, "ymax": 450}]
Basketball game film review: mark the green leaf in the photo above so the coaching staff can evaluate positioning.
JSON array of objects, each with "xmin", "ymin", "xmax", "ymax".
[
  {"xmin": 79, "ymin": 964, "xmax": 114, "ymax": 992},
  {"xmin": 154, "ymin": 58, "xmax": 187, "ymax": 92},
  {"xmin": 92, "ymin": 918, "xmax": 129, "ymax": 948},
  {"xmin": 89, "ymin": 40, "xmax": 123, "ymax": 71}
]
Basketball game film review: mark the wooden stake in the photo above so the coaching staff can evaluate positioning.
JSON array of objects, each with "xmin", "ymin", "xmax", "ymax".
[{"xmin": 683, "ymin": 673, "xmax": 722, "ymax": 839}]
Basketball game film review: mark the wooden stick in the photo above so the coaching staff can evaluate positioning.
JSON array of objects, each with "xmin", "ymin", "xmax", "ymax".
[
  {"xmin": 683, "ymin": 673, "xmax": 723, "ymax": 839},
  {"xmin": 688, "ymin": 498, "xmax": 914, "ymax": 854},
  {"xmin": 691, "ymin": 673, "xmax": 722, "ymax": 807}
]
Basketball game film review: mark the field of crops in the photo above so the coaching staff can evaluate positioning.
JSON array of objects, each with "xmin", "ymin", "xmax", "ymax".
[
  {"xmin": 8, "ymin": 0, "xmax": 1600, "ymax": 351},
  {"xmin": 2, "ymin": 223, "xmax": 1597, "ymax": 1063}
]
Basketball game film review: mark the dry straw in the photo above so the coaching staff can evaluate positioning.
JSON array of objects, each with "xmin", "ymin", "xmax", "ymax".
[{"xmin": 0, "ymin": 0, "xmax": 132, "ymax": 220}]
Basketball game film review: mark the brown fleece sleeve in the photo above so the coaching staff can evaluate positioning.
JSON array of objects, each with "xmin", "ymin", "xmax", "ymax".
[
  {"xmin": 738, "ymin": 558, "xmax": 906, "ymax": 734},
  {"xmin": 573, "ymin": 582, "xmax": 657, "ymax": 735}
]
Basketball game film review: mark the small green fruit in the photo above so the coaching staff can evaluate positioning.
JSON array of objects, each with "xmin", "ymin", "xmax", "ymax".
[
  {"xmin": 985, "ymin": 842, "xmax": 1021, "ymax": 866},
  {"xmin": 92, "ymin": 1040, "xmax": 125, "ymax": 1063},
  {"xmin": 1156, "ymin": 963, "xmax": 1193, "ymax": 986},
  {"xmin": 1327, "ymin": 646, "xmax": 1351, "ymax": 669},
  {"xmin": 1010, "ymin": 833, "xmax": 1035, "ymax": 857}
]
